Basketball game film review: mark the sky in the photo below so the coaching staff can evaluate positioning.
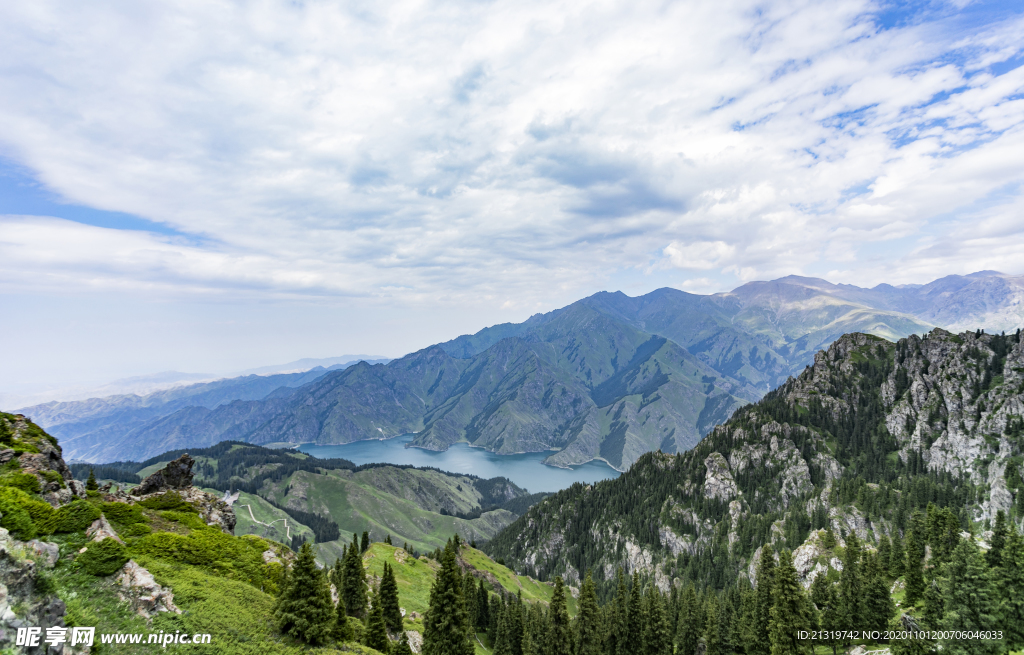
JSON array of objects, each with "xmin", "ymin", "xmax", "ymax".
[{"xmin": 2, "ymin": 0, "xmax": 1024, "ymax": 394}]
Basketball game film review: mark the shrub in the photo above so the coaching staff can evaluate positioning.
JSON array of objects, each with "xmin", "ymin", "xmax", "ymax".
[
  {"xmin": 125, "ymin": 523, "xmax": 152, "ymax": 537},
  {"xmin": 0, "ymin": 486, "xmax": 39, "ymax": 539},
  {"xmin": 0, "ymin": 472, "xmax": 41, "ymax": 495},
  {"xmin": 39, "ymin": 500, "xmax": 102, "ymax": 534},
  {"xmin": 160, "ymin": 511, "xmax": 210, "ymax": 531},
  {"xmin": 132, "ymin": 531, "xmax": 278, "ymax": 592},
  {"xmin": 41, "ymin": 470, "xmax": 66, "ymax": 489},
  {"xmin": 138, "ymin": 492, "xmax": 194, "ymax": 512},
  {"xmin": 78, "ymin": 538, "xmax": 129, "ymax": 576},
  {"xmin": 101, "ymin": 502, "xmax": 146, "ymax": 526}
]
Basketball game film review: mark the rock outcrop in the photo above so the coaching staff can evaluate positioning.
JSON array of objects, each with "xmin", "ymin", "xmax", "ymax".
[
  {"xmin": 131, "ymin": 453, "xmax": 196, "ymax": 496},
  {"xmin": 116, "ymin": 560, "xmax": 181, "ymax": 619}
]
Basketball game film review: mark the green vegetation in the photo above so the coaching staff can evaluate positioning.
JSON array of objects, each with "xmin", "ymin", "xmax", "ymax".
[{"xmin": 78, "ymin": 537, "xmax": 129, "ymax": 576}]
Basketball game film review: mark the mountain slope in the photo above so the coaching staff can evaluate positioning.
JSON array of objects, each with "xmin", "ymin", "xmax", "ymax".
[{"xmin": 484, "ymin": 328, "xmax": 1024, "ymax": 592}]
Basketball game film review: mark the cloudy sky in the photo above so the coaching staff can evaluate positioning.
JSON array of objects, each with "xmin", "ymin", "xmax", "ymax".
[{"xmin": 2, "ymin": 0, "xmax": 1023, "ymax": 393}]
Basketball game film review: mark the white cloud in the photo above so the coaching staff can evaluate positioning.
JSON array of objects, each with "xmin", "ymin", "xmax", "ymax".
[{"xmin": 0, "ymin": 0, "xmax": 1023, "ymax": 382}]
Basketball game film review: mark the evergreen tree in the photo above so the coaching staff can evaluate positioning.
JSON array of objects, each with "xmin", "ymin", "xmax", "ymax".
[
  {"xmin": 642, "ymin": 586, "xmax": 672, "ymax": 655},
  {"xmin": 997, "ymin": 529, "xmax": 1024, "ymax": 651},
  {"xmin": 818, "ymin": 584, "xmax": 841, "ymax": 655},
  {"xmin": 86, "ymin": 468, "xmax": 98, "ymax": 491},
  {"xmin": 333, "ymin": 596, "xmax": 354, "ymax": 643},
  {"xmin": 361, "ymin": 530, "xmax": 371, "ymax": 553},
  {"xmin": 380, "ymin": 562, "xmax": 404, "ymax": 633},
  {"xmin": 749, "ymin": 544, "xmax": 776, "ymax": 655},
  {"xmin": 922, "ymin": 578, "xmax": 943, "ymax": 630},
  {"xmin": 904, "ymin": 530, "xmax": 925, "ymax": 606},
  {"xmin": 608, "ymin": 569, "xmax": 628, "ymax": 655},
  {"xmin": 393, "ymin": 631, "xmax": 414, "ymax": 655},
  {"xmin": 862, "ymin": 553, "xmax": 895, "ymax": 630},
  {"xmin": 508, "ymin": 592, "xmax": 524, "ymax": 655},
  {"xmin": 493, "ymin": 601, "xmax": 512, "ymax": 655},
  {"xmin": 575, "ymin": 572, "xmax": 602, "ymax": 655},
  {"xmin": 624, "ymin": 573, "xmax": 644, "ymax": 654},
  {"xmin": 275, "ymin": 542, "xmax": 334, "ymax": 646},
  {"xmin": 365, "ymin": 586, "xmax": 392, "ymax": 653},
  {"xmin": 985, "ymin": 510, "xmax": 1007, "ymax": 569},
  {"xmin": 890, "ymin": 531, "xmax": 905, "ymax": 578},
  {"xmin": 385, "ymin": 534, "xmax": 393, "ymax": 546},
  {"xmin": 768, "ymin": 549, "xmax": 808, "ymax": 655},
  {"xmin": 878, "ymin": 535, "xmax": 892, "ymax": 574},
  {"xmin": 703, "ymin": 594, "xmax": 721, "ymax": 655},
  {"xmin": 463, "ymin": 575, "xmax": 478, "ymax": 634},
  {"xmin": 423, "ymin": 542, "xmax": 474, "ymax": 655},
  {"xmin": 837, "ymin": 533, "xmax": 863, "ymax": 630},
  {"xmin": 939, "ymin": 538, "xmax": 1002, "ymax": 655},
  {"xmin": 476, "ymin": 578, "xmax": 490, "ymax": 630},
  {"xmin": 342, "ymin": 534, "xmax": 368, "ymax": 618},
  {"xmin": 548, "ymin": 576, "xmax": 573, "ymax": 655},
  {"xmin": 737, "ymin": 585, "xmax": 758, "ymax": 655}
]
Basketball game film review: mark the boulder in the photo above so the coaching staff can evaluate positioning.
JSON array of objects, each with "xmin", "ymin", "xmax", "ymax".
[
  {"xmin": 132, "ymin": 453, "xmax": 196, "ymax": 496},
  {"xmin": 116, "ymin": 560, "xmax": 181, "ymax": 619},
  {"xmin": 86, "ymin": 516, "xmax": 124, "ymax": 544},
  {"xmin": 22, "ymin": 541, "xmax": 60, "ymax": 569}
]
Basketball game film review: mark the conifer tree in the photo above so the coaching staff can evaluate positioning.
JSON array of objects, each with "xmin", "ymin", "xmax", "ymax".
[
  {"xmin": 342, "ymin": 534, "xmax": 368, "ymax": 618},
  {"xmin": 608, "ymin": 569, "xmax": 628, "ymax": 655},
  {"xmin": 890, "ymin": 531, "xmax": 905, "ymax": 578},
  {"xmin": 476, "ymin": 579, "xmax": 490, "ymax": 630},
  {"xmin": 385, "ymin": 534, "xmax": 393, "ymax": 545},
  {"xmin": 922, "ymin": 579, "xmax": 943, "ymax": 630},
  {"xmin": 838, "ymin": 533, "xmax": 863, "ymax": 629},
  {"xmin": 393, "ymin": 631, "xmax": 414, "ymax": 655},
  {"xmin": 361, "ymin": 531, "xmax": 371, "ymax": 553},
  {"xmin": 493, "ymin": 601, "xmax": 512, "ymax": 655},
  {"xmin": 548, "ymin": 576, "xmax": 573, "ymax": 655},
  {"xmin": 575, "ymin": 572, "xmax": 602, "ymax": 655},
  {"xmin": 365, "ymin": 585, "xmax": 392, "ymax": 653},
  {"xmin": 508, "ymin": 592, "xmax": 524, "ymax": 655},
  {"xmin": 642, "ymin": 585, "xmax": 672, "ymax": 655},
  {"xmin": 939, "ymin": 538, "xmax": 1002, "ymax": 655},
  {"xmin": 768, "ymin": 549, "xmax": 808, "ymax": 655},
  {"xmin": 86, "ymin": 468, "xmax": 98, "ymax": 491},
  {"xmin": 997, "ymin": 529, "xmax": 1024, "ymax": 651},
  {"xmin": 703, "ymin": 593, "xmax": 721, "ymax": 655},
  {"xmin": 380, "ymin": 562, "xmax": 403, "ymax": 633},
  {"xmin": 818, "ymin": 584, "xmax": 841, "ymax": 655},
  {"xmin": 904, "ymin": 530, "xmax": 925, "ymax": 606},
  {"xmin": 333, "ymin": 595, "xmax": 354, "ymax": 643},
  {"xmin": 878, "ymin": 535, "xmax": 892, "ymax": 573},
  {"xmin": 986, "ymin": 510, "xmax": 1007, "ymax": 569},
  {"xmin": 423, "ymin": 542, "xmax": 474, "ymax": 655},
  {"xmin": 749, "ymin": 544, "xmax": 775, "ymax": 655},
  {"xmin": 737, "ymin": 586, "xmax": 758, "ymax": 655},
  {"xmin": 623, "ymin": 573, "xmax": 644, "ymax": 653},
  {"xmin": 862, "ymin": 552, "xmax": 895, "ymax": 630},
  {"xmin": 275, "ymin": 542, "xmax": 334, "ymax": 646}
]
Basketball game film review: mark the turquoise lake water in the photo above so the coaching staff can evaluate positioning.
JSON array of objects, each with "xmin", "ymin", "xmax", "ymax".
[{"xmin": 298, "ymin": 435, "xmax": 621, "ymax": 493}]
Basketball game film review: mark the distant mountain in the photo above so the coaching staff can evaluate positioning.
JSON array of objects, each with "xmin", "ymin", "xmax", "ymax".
[{"xmin": 14, "ymin": 271, "xmax": 1023, "ymax": 468}]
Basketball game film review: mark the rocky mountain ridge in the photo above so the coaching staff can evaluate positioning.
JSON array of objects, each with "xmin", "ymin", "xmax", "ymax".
[{"xmin": 483, "ymin": 328, "xmax": 1023, "ymax": 594}]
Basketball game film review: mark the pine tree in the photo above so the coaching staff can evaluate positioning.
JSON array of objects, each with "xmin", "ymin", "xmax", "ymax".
[
  {"xmin": 463, "ymin": 575, "xmax": 478, "ymax": 634},
  {"xmin": 904, "ymin": 530, "xmax": 925, "ymax": 606},
  {"xmin": 423, "ymin": 541, "xmax": 474, "ymax": 655},
  {"xmin": 890, "ymin": 531, "xmax": 905, "ymax": 578},
  {"xmin": 342, "ymin": 534, "xmax": 368, "ymax": 618},
  {"xmin": 575, "ymin": 572, "xmax": 602, "ymax": 655},
  {"xmin": 365, "ymin": 585, "xmax": 392, "ymax": 653},
  {"xmin": 608, "ymin": 569, "xmax": 628, "ymax": 655},
  {"xmin": 818, "ymin": 584, "xmax": 841, "ymax": 655},
  {"xmin": 548, "ymin": 576, "xmax": 573, "ymax": 655},
  {"xmin": 380, "ymin": 562, "xmax": 404, "ymax": 633},
  {"xmin": 476, "ymin": 578, "xmax": 490, "ymax": 630},
  {"xmin": 737, "ymin": 585, "xmax": 758, "ymax": 655},
  {"xmin": 862, "ymin": 553, "xmax": 895, "ymax": 630},
  {"xmin": 703, "ymin": 594, "xmax": 721, "ymax": 655},
  {"xmin": 508, "ymin": 592, "xmax": 524, "ymax": 655},
  {"xmin": 922, "ymin": 579, "xmax": 943, "ymax": 630},
  {"xmin": 768, "ymin": 549, "xmax": 808, "ymax": 655},
  {"xmin": 86, "ymin": 468, "xmax": 98, "ymax": 491},
  {"xmin": 393, "ymin": 631, "xmax": 414, "ymax": 655},
  {"xmin": 493, "ymin": 600, "xmax": 512, "ymax": 655},
  {"xmin": 676, "ymin": 583, "xmax": 700, "ymax": 655},
  {"xmin": 749, "ymin": 544, "xmax": 776, "ymax": 655},
  {"xmin": 939, "ymin": 538, "xmax": 1002, "ymax": 654},
  {"xmin": 275, "ymin": 542, "xmax": 334, "ymax": 646},
  {"xmin": 361, "ymin": 531, "xmax": 371, "ymax": 553},
  {"xmin": 986, "ymin": 510, "xmax": 1007, "ymax": 569},
  {"xmin": 385, "ymin": 534, "xmax": 393, "ymax": 545},
  {"xmin": 624, "ymin": 573, "xmax": 644, "ymax": 653},
  {"xmin": 642, "ymin": 586, "xmax": 672, "ymax": 655},
  {"xmin": 837, "ymin": 533, "xmax": 863, "ymax": 630},
  {"xmin": 997, "ymin": 529, "xmax": 1024, "ymax": 651},
  {"xmin": 333, "ymin": 595, "xmax": 354, "ymax": 642}
]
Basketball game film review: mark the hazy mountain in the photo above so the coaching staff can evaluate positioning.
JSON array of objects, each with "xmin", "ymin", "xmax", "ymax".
[{"xmin": 15, "ymin": 271, "xmax": 1023, "ymax": 468}]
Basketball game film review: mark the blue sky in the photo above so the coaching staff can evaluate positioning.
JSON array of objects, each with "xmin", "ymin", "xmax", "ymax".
[{"xmin": 1, "ymin": 0, "xmax": 1023, "ymax": 397}]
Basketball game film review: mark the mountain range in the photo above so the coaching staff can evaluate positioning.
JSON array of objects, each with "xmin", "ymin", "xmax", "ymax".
[{"xmin": 14, "ymin": 271, "xmax": 1024, "ymax": 468}]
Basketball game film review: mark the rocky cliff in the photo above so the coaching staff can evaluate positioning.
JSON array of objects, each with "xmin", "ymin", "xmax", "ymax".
[{"xmin": 484, "ymin": 328, "xmax": 1024, "ymax": 592}]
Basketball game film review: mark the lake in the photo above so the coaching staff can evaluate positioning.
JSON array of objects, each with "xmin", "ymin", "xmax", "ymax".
[{"xmin": 298, "ymin": 435, "xmax": 621, "ymax": 493}]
